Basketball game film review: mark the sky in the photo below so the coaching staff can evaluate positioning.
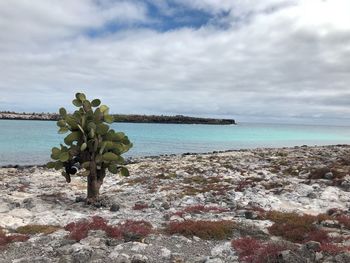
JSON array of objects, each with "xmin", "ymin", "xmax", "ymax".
[{"xmin": 0, "ymin": 0, "xmax": 350, "ymax": 125}]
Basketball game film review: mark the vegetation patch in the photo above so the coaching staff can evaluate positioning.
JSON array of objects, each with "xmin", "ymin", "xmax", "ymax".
[
  {"xmin": 0, "ymin": 228, "xmax": 29, "ymax": 247},
  {"xmin": 264, "ymin": 211, "xmax": 324, "ymax": 243},
  {"xmin": 232, "ymin": 237, "xmax": 293, "ymax": 263},
  {"xmin": 165, "ymin": 220, "xmax": 235, "ymax": 240},
  {"xmin": 336, "ymin": 215, "xmax": 350, "ymax": 229},
  {"xmin": 105, "ymin": 220, "xmax": 153, "ymax": 242},
  {"xmin": 64, "ymin": 216, "xmax": 152, "ymax": 242},
  {"xmin": 319, "ymin": 243, "xmax": 350, "ymax": 255},
  {"xmin": 16, "ymin": 225, "xmax": 61, "ymax": 235}
]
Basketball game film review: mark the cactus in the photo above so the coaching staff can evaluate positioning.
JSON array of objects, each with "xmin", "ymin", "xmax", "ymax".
[{"xmin": 47, "ymin": 93, "xmax": 132, "ymax": 203}]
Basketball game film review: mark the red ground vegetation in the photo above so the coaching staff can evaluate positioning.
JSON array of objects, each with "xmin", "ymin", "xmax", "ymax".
[
  {"xmin": 319, "ymin": 243, "xmax": 350, "ymax": 255},
  {"xmin": 0, "ymin": 228, "xmax": 29, "ymax": 247},
  {"xmin": 231, "ymin": 237, "xmax": 292, "ymax": 263},
  {"xmin": 262, "ymin": 210, "xmax": 350, "ymax": 250},
  {"xmin": 64, "ymin": 216, "xmax": 152, "ymax": 242},
  {"xmin": 106, "ymin": 220, "xmax": 153, "ymax": 241}
]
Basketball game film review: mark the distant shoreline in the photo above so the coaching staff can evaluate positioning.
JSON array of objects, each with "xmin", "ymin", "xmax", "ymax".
[
  {"xmin": 0, "ymin": 112, "xmax": 235, "ymax": 125},
  {"xmin": 1, "ymin": 144, "xmax": 349, "ymax": 168}
]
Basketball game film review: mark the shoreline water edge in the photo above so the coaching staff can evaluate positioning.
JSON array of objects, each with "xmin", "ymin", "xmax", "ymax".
[
  {"xmin": 1, "ymin": 144, "xmax": 348, "ymax": 168},
  {"xmin": 1, "ymin": 144, "xmax": 350, "ymax": 262}
]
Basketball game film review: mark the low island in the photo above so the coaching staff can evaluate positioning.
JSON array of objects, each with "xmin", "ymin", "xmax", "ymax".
[{"xmin": 0, "ymin": 111, "xmax": 235, "ymax": 125}]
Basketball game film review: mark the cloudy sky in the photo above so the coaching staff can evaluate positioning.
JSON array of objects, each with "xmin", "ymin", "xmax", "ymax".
[{"xmin": 0, "ymin": 0, "xmax": 350, "ymax": 124}]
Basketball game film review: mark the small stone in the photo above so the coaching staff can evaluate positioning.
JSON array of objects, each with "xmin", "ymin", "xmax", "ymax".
[
  {"xmin": 191, "ymin": 257, "xmax": 207, "ymax": 263},
  {"xmin": 110, "ymin": 203, "xmax": 120, "ymax": 212},
  {"xmin": 75, "ymin": 196, "xmax": 85, "ymax": 203},
  {"xmin": 321, "ymin": 220, "xmax": 341, "ymax": 229},
  {"xmin": 161, "ymin": 201, "xmax": 170, "ymax": 210},
  {"xmin": 211, "ymin": 242, "xmax": 234, "ymax": 258},
  {"xmin": 278, "ymin": 250, "xmax": 301, "ymax": 263},
  {"xmin": 340, "ymin": 181, "xmax": 350, "ymax": 192},
  {"xmin": 72, "ymin": 247, "xmax": 93, "ymax": 263},
  {"xmin": 160, "ymin": 247, "xmax": 172, "ymax": 259},
  {"xmin": 106, "ymin": 238, "xmax": 123, "ymax": 246},
  {"xmin": 335, "ymin": 252, "xmax": 350, "ymax": 263},
  {"xmin": 131, "ymin": 254, "xmax": 148, "ymax": 263},
  {"xmin": 205, "ymin": 258, "xmax": 223, "ymax": 263},
  {"xmin": 0, "ymin": 203, "xmax": 10, "ymax": 213},
  {"xmin": 58, "ymin": 255, "xmax": 73, "ymax": 263},
  {"xmin": 315, "ymin": 252, "xmax": 323, "ymax": 261},
  {"xmin": 303, "ymin": 241, "xmax": 321, "ymax": 251},
  {"xmin": 23, "ymin": 198, "xmax": 35, "ymax": 209},
  {"xmin": 170, "ymin": 253, "xmax": 185, "ymax": 263},
  {"xmin": 111, "ymin": 254, "xmax": 131, "ymax": 263},
  {"xmin": 163, "ymin": 213, "xmax": 171, "ymax": 221},
  {"xmin": 324, "ymin": 172, "xmax": 334, "ymax": 180},
  {"xmin": 193, "ymin": 236, "xmax": 201, "ymax": 242},
  {"xmin": 13, "ymin": 257, "xmax": 52, "ymax": 263},
  {"xmin": 130, "ymin": 242, "xmax": 148, "ymax": 252},
  {"xmin": 307, "ymin": 192, "xmax": 317, "ymax": 199},
  {"xmin": 244, "ymin": 211, "xmax": 259, "ymax": 220}
]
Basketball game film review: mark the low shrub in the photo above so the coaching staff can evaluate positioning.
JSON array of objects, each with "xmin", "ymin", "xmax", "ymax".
[
  {"xmin": 336, "ymin": 215, "xmax": 350, "ymax": 229},
  {"xmin": 166, "ymin": 220, "xmax": 235, "ymax": 240},
  {"xmin": 264, "ymin": 211, "xmax": 325, "ymax": 243},
  {"xmin": 65, "ymin": 216, "xmax": 109, "ymax": 241},
  {"xmin": 16, "ymin": 224, "xmax": 61, "ymax": 235},
  {"xmin": 0, "ymin": 229, "xmax": 29, "ymax": 247},
  {"xmin": 319, "ymin": 243, "xmax": 350, "ymax": 255},
  {"xmin": 64, "ymin": 216, "xmax": 152, "ymax": 242},
  {"xmin": 232, "ymin": 237, "xmax": 292, "ymax": 263},
  {"xmin": 108, "ymin": 220, "xmax": 153, "ymax": 242},
  {"xmin": 303, "ymin": 229, "xmax": 330, "ymax": 244}
]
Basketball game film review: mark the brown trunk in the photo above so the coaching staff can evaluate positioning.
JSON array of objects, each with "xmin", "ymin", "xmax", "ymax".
[{"xmin": 86, "ymin": 160, "xmax": 106, "ymax": 204}]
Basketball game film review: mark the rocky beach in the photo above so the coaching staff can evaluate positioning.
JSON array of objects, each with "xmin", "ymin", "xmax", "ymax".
[{"xmin": 1, "ymin": 145, "xmax": 350, "ymax": 263}]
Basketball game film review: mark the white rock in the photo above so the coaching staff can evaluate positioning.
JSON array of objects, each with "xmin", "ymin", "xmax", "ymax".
[
  {"xmin": 211, "ymin": 242, "xmax": 234, "ymax": 257},
  {"xmin": 0, "ymin": 214, "xmax": 26, "ymax": 228},
  {"xmin": 130, "ymin": 242, "xmax": 148, "ymax": 252},
  {"xmin": 160, "ymin": 247, "xmax": 172, "ymax": 259},
  {"xmin": 8, "ymin": 208, "xmax": 32, "ymax": 218},
  {"xmin": 0, "ymin": 203, "xmax": 9, "ymax": 213},
  {"xmin": 320, "ymin": 187, "xmax": 339, "ymax": 202}
]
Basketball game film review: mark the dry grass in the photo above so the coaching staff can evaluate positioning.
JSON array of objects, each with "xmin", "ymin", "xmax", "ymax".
[
  {"xmin": 165, "ymin": 220, "xmax": 235, "ymax": 240},
  {"xmin": 16, "ymin": 225, "xmax": 61, "ymax": 235}
]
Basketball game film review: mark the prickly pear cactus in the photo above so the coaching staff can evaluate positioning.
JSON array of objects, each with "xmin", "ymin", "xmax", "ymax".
[{"xmin": 47, "ymin": 92, "xmax": 132, "ymax": 202}]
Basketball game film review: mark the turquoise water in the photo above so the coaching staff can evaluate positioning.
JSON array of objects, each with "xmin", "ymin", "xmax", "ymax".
[{"xmin": 1, "ymin": 119, "xmax": 350, "ymax": 165}]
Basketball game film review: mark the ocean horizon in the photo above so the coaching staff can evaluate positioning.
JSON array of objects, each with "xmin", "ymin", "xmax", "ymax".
[{"xmin": 1, "ymin": 119, "xmax": 350, "ymax": 166}]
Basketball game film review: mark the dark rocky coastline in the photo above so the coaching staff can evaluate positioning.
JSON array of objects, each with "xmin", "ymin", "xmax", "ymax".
[{"xmin": 0, "ymin": 112, "xmax": 235, "ymax": 125}]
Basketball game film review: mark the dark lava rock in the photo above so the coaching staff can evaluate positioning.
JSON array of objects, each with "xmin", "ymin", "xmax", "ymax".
[
  {"xmin": 161, "ymin": 201, "xmax": 170, "ymax": 210},
  {"xmin": 75, "ymin": 196, "xmax": 85, "ymax": 203},
  {"xmin": 110, "ymin": 203, "xmax": 120, "ymax": 212},
  {"xmin": 309, "ymin": 166, "xmax": 330, "ymax": 179},
  {"xmin": 244, "ymin": 211, "xmax": 259, "ymax": 220}
]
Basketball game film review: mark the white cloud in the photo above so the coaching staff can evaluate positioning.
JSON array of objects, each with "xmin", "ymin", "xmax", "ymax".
[{"xmin": 0, "ymin": 0, "xmax": 349, "ymax": 124}]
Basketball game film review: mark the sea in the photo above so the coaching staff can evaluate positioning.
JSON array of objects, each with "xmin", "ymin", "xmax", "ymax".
[{"xmin": 1, "ymin": 119, "xmax": 350, "ymax": 166}]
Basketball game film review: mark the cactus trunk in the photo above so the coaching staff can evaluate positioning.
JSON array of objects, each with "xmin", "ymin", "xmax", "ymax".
[
  {"xmin": 87, "ymin": 161, "xmax": 105, "ymax": 203},
  {"xmin": 87, "ymin": 175, "xmax": 101, "ymax": 202}
]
